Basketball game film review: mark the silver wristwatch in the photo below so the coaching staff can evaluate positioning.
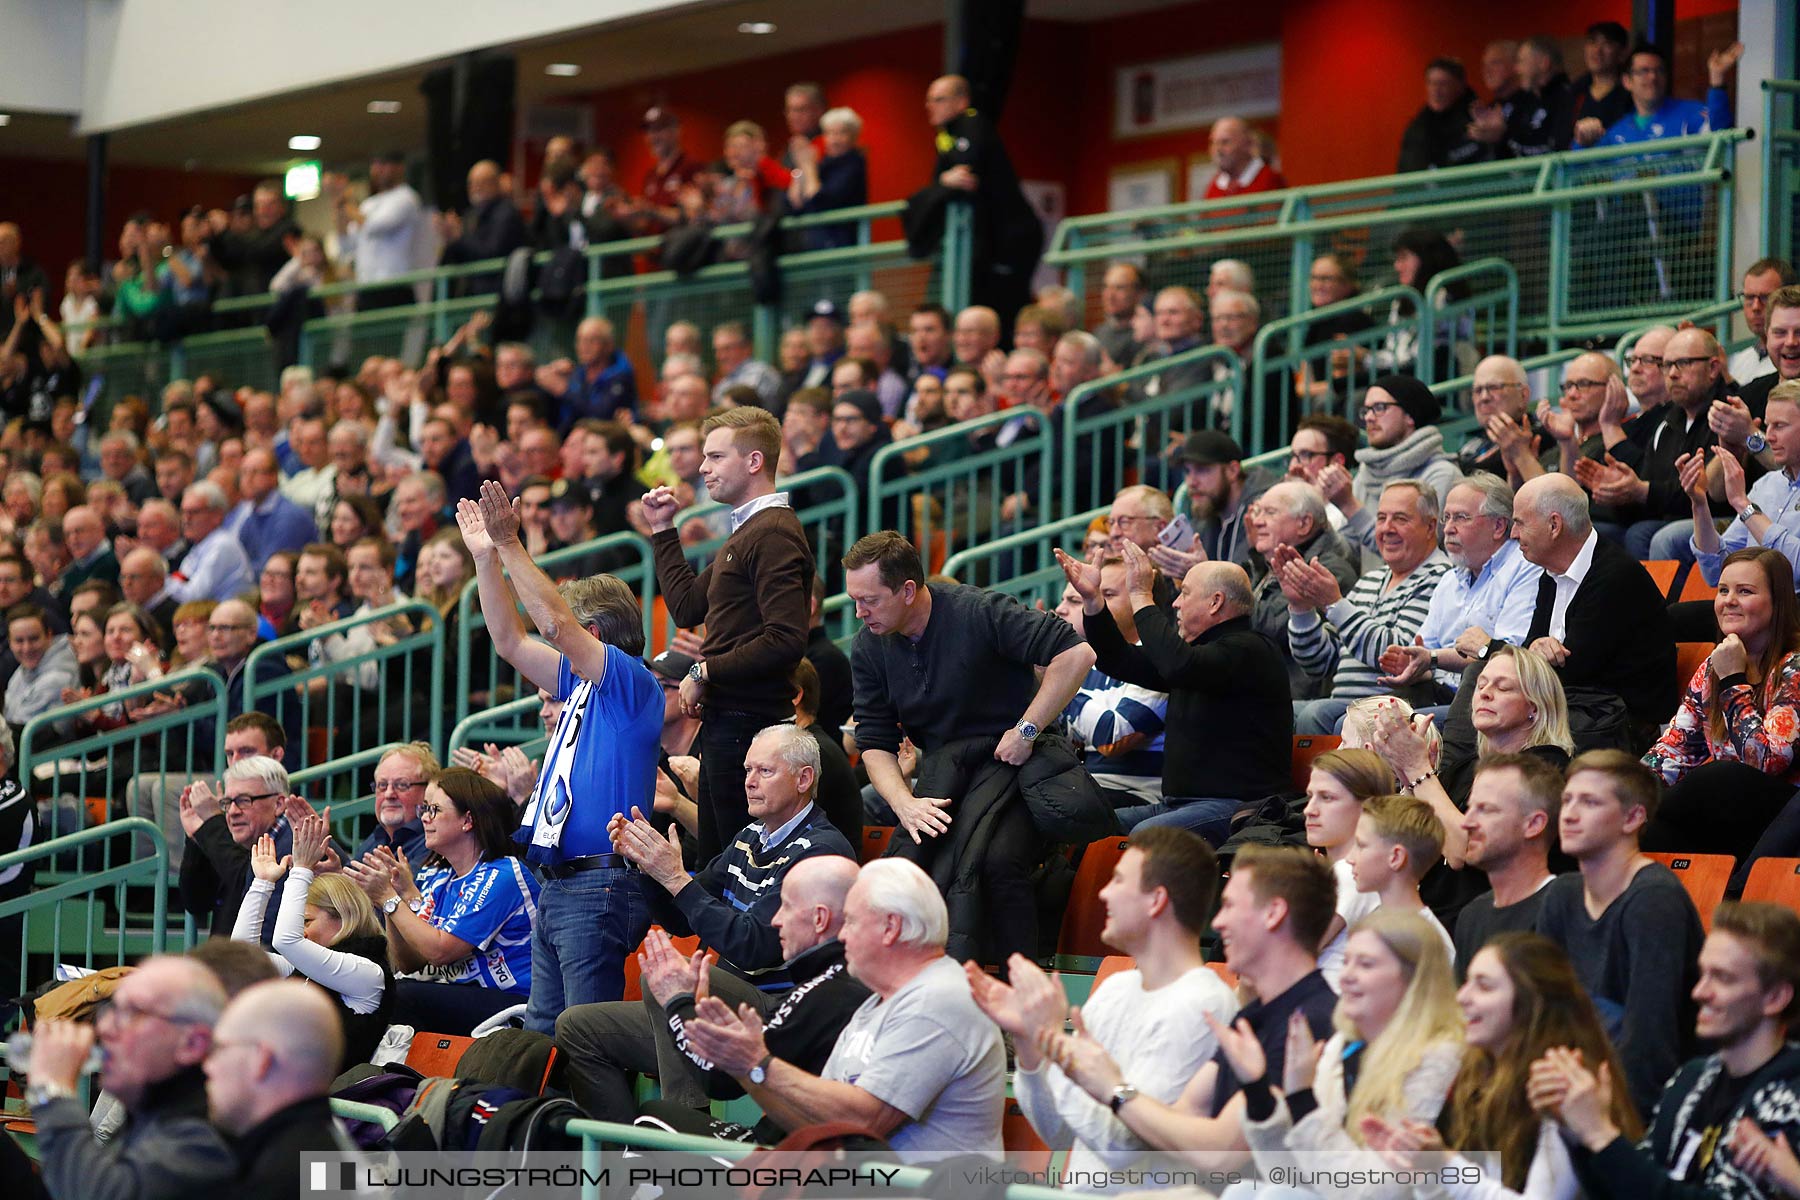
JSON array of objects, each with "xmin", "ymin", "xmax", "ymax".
[
  {"xmin": 383, "ymin": 896, "xmax": 401, "ymax": 915},
  {"xmin": 26, "ymin": 1081, "xmax": 75, "ymax": 1108},
  {"xmin": 687, "ymin": 662, "xmax": 705, "ymax": 682},
  {"xmin": 1109, "ymin": 1083, "xmax": 1139, "ymax": 1114},
  {"xmin": 1015, "ymin": 720, "xmax": 1040, "ymax": 742},
  {"xmin": 1742, "ymin": 501, "xmax": 1763, "ymax": 521}
]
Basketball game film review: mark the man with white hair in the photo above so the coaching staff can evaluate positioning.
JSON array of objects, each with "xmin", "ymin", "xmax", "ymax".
[
  {"xmin": 177, "ymin": 754, "xmax": 298, "ymax": 939},
  {"xmin": 203, "ymin": 980, "xmax": 354, "ymax": 1189},
  {"xmin": 58, "ymin": 505, "xmax": 118, "ymax": 593},
  {"xmin": 168, "ymin": 481, "xmax": 251, "ymax": 602},
  {"xmin": 1207, "ymin": 258, "xmax": 1255, "ymax": 300},
  {"xmin": 99, "ymin": 430, "xmax": 157, "ymax": 504},
  {"xmin": 683, "ymin": 857, "xmax": 1006, "ymax": 1159},
  {"xmin": 15, "ymin": 956, "xmax": 235, "ymax": 1198},
  {"xmin": 555, "ymin": 722, "xmax": 854, "ymax": 1123},
  {"xmin": 560, "ymin": 316, "xmax": 638, "ymax": 428}
]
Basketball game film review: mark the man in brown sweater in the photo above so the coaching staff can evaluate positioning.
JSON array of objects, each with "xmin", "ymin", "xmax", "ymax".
[{"xmin": 644, "ymin": 406, "xmax": 815, "ymax": 860}]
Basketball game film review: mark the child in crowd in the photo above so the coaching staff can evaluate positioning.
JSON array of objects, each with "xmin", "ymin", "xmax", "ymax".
[{"xmin": 1349, "ymin": 794, "xmax": 1456, "ymax": 962}]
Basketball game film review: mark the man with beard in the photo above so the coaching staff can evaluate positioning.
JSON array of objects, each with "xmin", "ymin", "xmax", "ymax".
[
  {"xmin": 1169, "ymin": 431, "xmax": 1277, "ymax": 569},
  {"xmin": 1451, "ymin": 754, "xmax": 1562, "ymax": 976}
]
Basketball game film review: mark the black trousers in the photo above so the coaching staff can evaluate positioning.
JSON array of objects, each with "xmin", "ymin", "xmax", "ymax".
[
  {"xmin": 1643, "ymin": 760, "xmax": 1800, "ymax": 891},
  {"xmin": 695, "ymin": 710, "xmax": 777, "ymax": 864}
]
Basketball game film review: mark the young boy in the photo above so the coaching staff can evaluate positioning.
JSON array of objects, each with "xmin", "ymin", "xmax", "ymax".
[{"xmin": 1348, "ymin": 794, "xmax": 1456, "ymax": 962}]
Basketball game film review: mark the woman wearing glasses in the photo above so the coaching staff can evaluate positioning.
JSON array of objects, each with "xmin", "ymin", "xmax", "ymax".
[
  {"xmin": 234, "ymin": 808, "xmax": 391, "ymax": 1067},
  {"xmin": 345, "ymin": 767, "xmax": 540, "ymax": 1033}
]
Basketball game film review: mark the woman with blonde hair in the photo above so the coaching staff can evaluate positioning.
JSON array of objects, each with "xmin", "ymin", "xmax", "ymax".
[
  {"xmin": 1208, "ymin": 908, "xmax": 1464, "ymax": 1197},
  {"xmin": 1302, "ymin": 747, "xmax": 1392, "ymax": 988},
  {"xmin": 234, "ymin": 808, "xmax": 392, "ymax": 1066}
]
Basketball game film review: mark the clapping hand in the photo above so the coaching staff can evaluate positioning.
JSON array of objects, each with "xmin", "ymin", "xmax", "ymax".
[
  {"xmin": 609, "ymin": 806, "xmax": 687, "ymax": 888},
  {"xmin": 455, "ymin": 497, "xmax": 494, "ymax": 560},
  {"xmin": 1377, "ymin": 636, "xmax": 1433, "ymax": 686},
  {"xmin": 1719, "ymin": 449, "xmax": 1750, "ymax": 514},
  {"xmin": 1728, "ymin": 1118, "xmax": 1800, "ymax": 1194},
  {"xmin": 682, "ymin": 981, "xmax": 769, "ymax": 1078},
  {"xmin": 1117, "ymin": 540, "xmax": 1157, "ymax": 606},
  {"xmin": 637, "ymin": 926, "xmax": 715, "ymax": 1008},
  {"xmin": 1053, "ymin": 548, "xmax": 1101, "ymax": 606},
  {"xmin": 1312, "ymin": 462, "xmax": 1353, "ymax": 505},
  {"xmin": 964, "ymin": 957, "xmax": 1068, "ymax": 1071},
  {"xmin": 1676, "ymin": 451, "xmax": 1709, "ymax": 507},
  {"xmin": 1147, "ymin": 542, "xmax": 1204, "ymax": 581},
  {"xmin": 1360, "ymin": 1115, "xmax": 1445, "ymax": 1170},
  {"xmin": 1203, "ymin": 1011, "xmax": 1268, "ymax": 1085},
  {"xmin": 250, "ymin": 833, "xmax": 291, "ymax": 883},
  {"xmin": 476, "ymin": 480, "xmax": 521, "ymax": 547},
  {"xmin": 1536, "ymin": 400, "xmax": 1578, "ymax": 443},
  {"xmin": 291, "ymin": 806, "xmax": 336, "ymax": 874},
  {"xmin": 1283, "ymin": 1010, "xmax": 1323, "ymax": 1094}
]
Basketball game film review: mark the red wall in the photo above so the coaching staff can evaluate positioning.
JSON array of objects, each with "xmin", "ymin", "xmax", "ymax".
[{"xmin": 0, "ymin": 156, "xmax": 263, "ymax": 286}]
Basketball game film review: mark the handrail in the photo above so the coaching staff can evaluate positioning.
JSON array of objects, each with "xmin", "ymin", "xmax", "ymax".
[
  {"xmin": 1248, "ymin": 285, "xmax": 1423, "ymax": 445},
  {"xmin": 449, "ymin": 696, "xmax": 546, "ymax": 756},
  {"xmin": 1047, "ymin": 129, "xmax": 1752, "ymax": 257},
  {"xmin": 1425, "ymin": 257, "xmax": 1519, "ymax": 363},
  {"xmin": 1614, "ymin": 297, "xmax": 1742, "ymax": 360},
  {"xmin": 244, "ymin": 598, "xmax": 445, "ymax": 769},
  {"xmin": 864, "ymin": 404, "xmax": 1053, "ymax": 541}
]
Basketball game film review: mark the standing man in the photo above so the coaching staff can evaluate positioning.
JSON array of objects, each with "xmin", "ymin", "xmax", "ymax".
[
  {"xmin": 1202, "ymin": 116, "xmax": 1287, "ymax": 199},
  {"xmin": 642, "ymin": 407, "xmax": 814, "ymax": 862},
  {"xmin": 458, "ymin": 480, "xmax": 663, "ymax": 1033},
  {"xmin": 845, "ymin": 531, "xmax": 1096, "ymax": 967},
  {"xmin": 920, "ymin": 74, "xmax": 1042, "ymax": 340},
  {"xmin": 343, "ymin": 151, "xmax": 427, "ymax": 310}
]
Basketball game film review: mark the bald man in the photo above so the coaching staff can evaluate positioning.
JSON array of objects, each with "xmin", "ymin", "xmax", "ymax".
[
  {"xmin": 224, "ymin": 448, "xmax": 317, "ymax": 573},
  {"xmin": 639, "ymin": 855, "xmax": 871, "ymax": 1141},
  {"xmin": 204, "ymin": 981, "xmax": 349, "ymax": 1191},
  {"xmin": 18, "ymin": 956, "xmax": 235, "ymax": 1199},
  {"xmin": 1202, "ymin": 116, "xmax": 1287, "ymax": 199},
  {"xmin": 923, "ymin": 74, "xmax": 1042, "ymax": 338},
  {"xmin": 439, "ymin": 157, "xmax": 527, "ymax": 269},
  {"xmin": 1058, "ymin": 545, "xmax": 1291, "ymax": 846}
]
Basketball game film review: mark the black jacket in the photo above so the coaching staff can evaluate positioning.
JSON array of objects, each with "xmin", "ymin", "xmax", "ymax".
[
  {"xmin": 228, "ymin": 1096, "xmax": 345, "ymax": 1200},
  {"xmin": 32, "ymin": 1063, "xmax": 236, "ymax": 1200},
  {"xmin": 892, "ymin": 732, "xmax": 1110, "ymax": 963},
  {"xmin": 906, "ymin": 108, "xmax": 1042, "ymax": 282},
  {"xmin": 1086, "ymin": 608, "xmax": 1292, "ymax": 802},
  {"xmin": 180, "ymin": 813, "xmax": 290, "ymax": 939},
  {"xmin": 1525, "ymin": 534, "xmax": 1678, "ymax": 731},
  {"xmin": 1398, "ymin": 90, "xmax": 1490, "ymax": 172}
]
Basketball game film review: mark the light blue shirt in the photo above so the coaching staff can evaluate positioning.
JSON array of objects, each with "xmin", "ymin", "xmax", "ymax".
[
  {"xmin": 1416, "ymin": 539, "xmax": 1542, "ymax": 688},
  {"xmin": 168, "ymin": 524, "xmax": 252, "ymax": 603},
  {"xmin": 1693, "ymin": 466, "xmax": 1800, "ymax": 589}
]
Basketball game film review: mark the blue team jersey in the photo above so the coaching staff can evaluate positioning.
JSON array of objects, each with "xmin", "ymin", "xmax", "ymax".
[
  {"xmin": 412, "ymin": 857, "xmax": 541, "ymax": 993},
  {"xmin": 516, "ymin": 644, "xmax": 664, "ymax": 865}
]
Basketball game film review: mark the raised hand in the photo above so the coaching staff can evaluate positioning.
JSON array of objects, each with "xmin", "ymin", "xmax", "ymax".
[
  {"xmin": 1283, "ymin": 1010, "xmax": 1322, "ymax": 1095},
  {"xmin": 1203, "ymin": 1012, "xmax": 1268, "ymax": 1085},
  {"xmin": 477, "ymin": 480, "xmax": 521, "ymax": 547},
  {"xmin": 1676, "ymin": 451, "xmax": 1709, "ymax": 506},
  {"xmin": 291, "ymin": 807, "xmax": 334, "ymax": 872},
  {"xmin": 1052, "ymin": 548, "xmax": 1102, "ymax": 605},
  {"xmin": 455, "ymin": 497, "xmax": 494, "ymax": 560},
  {"xmin": 1709, "ymin": 42, "xmax": 1745, "ymax": 87},
  {"xmin": 1720, "ymin": 448, "xmax": 1750, "ymax": 513},
  {"xmin": 1118, "ymin": 540, "xmax": 1157, "ymax": 604},
  {"xmin": 640, "ymin": 486, "xmax": 681, "ymax": 533},
  {"xmin": 1536, "ymin": 400, "xmax": 1577, "ymax": 444},
  {"xmin": 250, "ymin": 833, "xmax": 290, "ymax": 883}
]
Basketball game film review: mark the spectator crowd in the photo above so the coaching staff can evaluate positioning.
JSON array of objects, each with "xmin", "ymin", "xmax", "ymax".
[{"xmin": 6, "ymin": 36, "xmax": 1800, "ymax": 1200}]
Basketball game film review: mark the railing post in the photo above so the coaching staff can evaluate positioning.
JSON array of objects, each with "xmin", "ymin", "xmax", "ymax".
[
  {"xmin": 1765, "ymin": 83, "xmax": 1779, "ymax": 255},
  {"xmin": 1064, "ymin": 230, "xmax": 1085, "ymax": 312},
  {"xmin": 753, "ymin": 304, "xmax": 778, "ymax": 363},
  {"xmin": 940, "ymin": 203, "xmax": 974, "ymax": 314},
  {"xmin": 854, "ymin": 215, "xmax": 873, "ymax": 295},
  {"xmin": 1717, "ymin": 163, "xmax": 1737, "ymax": 325},
  {"xmin": 432, "ymin": 275, "xmax": 450, "ymax": 346},
  {"xmin": 1287, "ymin": 196, "xmax": 1313, "ymax": 324},
  {"xmin": 587, "ymin": 248, "xmax": 604, "ymax": 320},
  {"xmin": 1546, "ymin": 158, "xmax": 1570, "ymax": 349}
]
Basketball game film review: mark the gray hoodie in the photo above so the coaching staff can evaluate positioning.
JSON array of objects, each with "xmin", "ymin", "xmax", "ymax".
[{"xmin": 4, "ymin": 632, "xmax": 78, "ymax": 726}]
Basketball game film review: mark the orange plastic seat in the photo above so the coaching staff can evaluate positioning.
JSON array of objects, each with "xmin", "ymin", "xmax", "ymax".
[
  {"xmin": 1640, "ymin": 560, "xmax": 1679, "ymax": 599},
  {"xmin": 859, "ymin": 826, "xmax": 892, "ymax": 864},
  {"xmin": 405, "ymin": 1032, "xmax": 475, "ymax": 1078},
  {"xmin": 1647, "ymin": 852, "xmax": 1735, "ymax": 932},
  {"xmin": 1003, "ymin": 1099, "xmax": 1052, "ymax": 1173},
  {"xmin": 1674, "ymin": 642, "xmax": 1716, "ymax": 691},
  {"xmin": 1677, "ymin": 570, "xmax": 1718, "ymax": 604},
  {"xmin": 1058, "ymin": 836, "xmax": 1131, "ymax": 959},
  {"xmin": 1206, "ymin": 959, "xmax": 1241, "ymax": 991},
  {"xmin": 1290, "ymin": 735, "xmax": 1343, "ymax": 793},
  {"xmin": 1093, "ymin": 954, "xmax": 1136, "ymax": 991},
  {"xmin": 1741, "ymin": 858, "xmax": 1800, "ymax": 915}
]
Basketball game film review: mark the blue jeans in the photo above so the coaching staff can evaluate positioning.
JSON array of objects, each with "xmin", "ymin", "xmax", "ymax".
[
  {"xmin": 1294, "ymin": 696, "xmax": 1353, "ymax": 736},
  {"xmin": 1622, "ymin": 518, "xmax": 1695, "ymax": 562},
  {"xmin": 1112, "ymin": 797, "xmax": 1243, "ymax": 847},
  {"xmin": 524, "ymin": 866, "xmax": 649, "ymax": 1035}
]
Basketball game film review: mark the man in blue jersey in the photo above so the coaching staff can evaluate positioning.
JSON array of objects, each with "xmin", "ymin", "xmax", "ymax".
[
  {"xmin": 1587, "ymin": 41, "xmax": 1740, "ymax": 148},
  {"xmin": 458, "ymin": 480, "xmax": 664, "ymax": 1035}
]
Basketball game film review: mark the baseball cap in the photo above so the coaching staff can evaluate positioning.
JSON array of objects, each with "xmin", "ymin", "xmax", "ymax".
[
  {"xmin": 648, "ymin": 649, "xmax": 697, "ymax": 682},
  {"xmin": 1170, "ymin": 429, "xmax": 1245, "ymax": 468},
  {"xmin": 643, "ymin": 106, "xmax": 678, "ymax": 131},
  {"xmin": 547, "ymin": 478, "xmax": 591, "ymax": 510},
  {"xmin": 808, "ymin": 299, "xmax": 844, "ymax": 325}
]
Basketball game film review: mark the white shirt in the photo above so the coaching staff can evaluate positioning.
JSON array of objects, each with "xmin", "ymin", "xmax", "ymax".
[
  {"xmin": 1547, "ymin": 529, "xmax": 1598, "ymax": 644},
  {"xmin": 349, "ymin": 185, "xmax": 428, "ymax": 283},
  {"xmin": 1319, "ymin": 859, "xmax": 1380, "ymax": 991},
  {"xmin": 729, "ymin": 490, "xmax": 791, "ymax": 532},
  {"xmin": 1729, "ymin": 343, "xmax": 1774, "ymax": 387}
]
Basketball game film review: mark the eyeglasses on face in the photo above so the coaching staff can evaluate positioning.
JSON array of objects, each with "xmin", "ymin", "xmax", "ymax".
[
  {"xmin": 1470, "ymin": 383, "xmax": 1523, "ymax": 399},
  {"xmin": 372, "ymin": 778, "xmax": 426, "ymax": 795},
  {"xmin": 1665, "ymin": 356, "xmax": 1713, "ymax": 372},
  {"xmin": 222, "ymin": 791, "xmax": 281, "ymax": 809},
  {"xmin": 1623, "ymin": 354, "xmax": 1664, "ymax": 370}
]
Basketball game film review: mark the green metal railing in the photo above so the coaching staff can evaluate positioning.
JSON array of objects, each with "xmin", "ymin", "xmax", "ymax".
[
  {"xmin": 1048, "ymin": 129, "xmax": 1749, "ymax": 349},
  {"xmin": 1765, "ymin": 81, "xmax": 1800, "ymax": 259},
  {"xmin": 564, "ymin": 1119, "xmax": 1069, "ymax": 1200},
  {"xmin": 244, "ymin": 600, "xmax": 445, "ymax": 772},
  {"xmin": 865, "ymin": 406, "xmax": 1053, "ymax": 571},
  {"xmin": 1615, "ymin": 296, "xmax": 1753, "ymax": 362},
  {"xmin": 74, "ymin": 200, "xmax": 969, "ymax": 415},
  {"xmin": 941, "ymin": 507, "xmax": 1109, "ymax": 611},
  {"xmin": 19, "ymin": 665, "xmax": 227, "ymax": 865},
  {"xmin": 0, "ymin": 820, "xmax": 181, "ymax": 1003},
  {"xmin": 1247, "ymin": 284, "xmax": 1422, "ymax": 451},
  {"xmin": 452, "ymin": 531, "xmax": 656, "ymax": 727},
  {"xmin": 1058, "ymin": 345, "xmax": 1242, "ymax": 515}
]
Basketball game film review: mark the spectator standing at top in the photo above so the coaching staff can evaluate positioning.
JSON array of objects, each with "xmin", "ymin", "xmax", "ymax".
[
  {"xmin": 1497, "ymin": 36, "xmax": 1576, "ymax": 157},
  {"xmin": 1554, "ymin": 22, "xmax": 1633, "ymax": 150},
  {"xmin": 642, "ymin": 408, "xmax": 814, "ymax": 863},
  {"xmin": 914, "ymin": 75, "xmax": 1043, "ymax": 340},
  {"xmin": 341, "ymin": 152, "xmax": 428, "ymax": 310},
  {"xmin": 1202, "ymin": 116, "xmax": 1287, "ymax": 199},
  {"xmin": 789, "ymin": 107, "xmax": 869, "ymax": 251},
  {"xmin": 780, "ymin": 82, "xmax": 826, "ymax": 168},
  {"xmin": 437, "ymin": 159, "xmax": 527, "ymax": 272},
  {"xmin": 1584, "ymin": 41, "xmax": 1740, "ymax": 147},
  {"xmin": 1398, "ymin": 58, "xmax": 1487, "ymax": 172},
  {"xmin": 206, "ymin": 183, "xmax": 298, "ymax": 297},
  {"xmin": 634, "ymin": 107, "xmax": 702, "ymax": 234}
]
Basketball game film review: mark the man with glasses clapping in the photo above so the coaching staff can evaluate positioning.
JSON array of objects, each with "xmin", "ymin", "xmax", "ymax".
[{"xmin": 350, "ymin": 743, "xmax": 437, "ymax": 866}]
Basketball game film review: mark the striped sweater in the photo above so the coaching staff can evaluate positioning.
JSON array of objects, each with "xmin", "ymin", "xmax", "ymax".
[{"xmin": 1288, "ymin": 551, "xmax": 1450, "ymax": 700}]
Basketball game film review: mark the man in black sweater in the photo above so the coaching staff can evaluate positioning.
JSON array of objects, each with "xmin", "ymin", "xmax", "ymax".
[
  {"xmin": 1536, "ymin": 750, "xmax": 1704, "ymax": 1117},
  {"xmin": 556, "ymin": 723, "xmax": 853, "ymax": 1123},
  {"xmin": 645, "ymin": 407, "xmax": 814, "ymax": 862},
  {"xmin": 1058, "ymin": 543, "xmax": 1291, "ymax": 846},
  {"xmin": 177, "ymin": 756, "xmax": 294, "ymax": 940},
  {"xmin": 1451, "ymin": 753, "xmax": 1562, "ymax": 977},
  {"xmin": 636, "ymin": 855, "xmax": 869, "ymax": 1141}
]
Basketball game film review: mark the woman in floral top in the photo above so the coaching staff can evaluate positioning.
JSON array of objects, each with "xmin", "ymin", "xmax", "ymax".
[{"xmin": 1644, "ymin": 548, "xmax": 1800, "ymax": 878}]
